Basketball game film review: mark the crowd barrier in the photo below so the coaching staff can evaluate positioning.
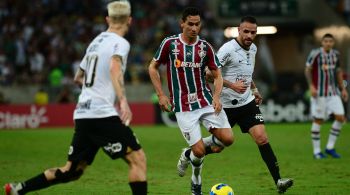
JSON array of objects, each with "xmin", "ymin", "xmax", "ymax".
[
  {"xmin": 0, "ymin": 100, "xmax": 312, "ymax": 129},
  {"xmin": 0, "ymin": 103, "xmax": 155, "ymax": 129}
]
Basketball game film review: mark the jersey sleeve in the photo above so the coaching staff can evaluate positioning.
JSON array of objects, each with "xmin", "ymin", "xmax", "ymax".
[
  {"xmin": 306, "ymin": 49, "xmax": 318, "ymax": 67},
  {"xmin": 216, "ymin": 43, "xmax": 231, "ymax": 67},
  {"xmin": 153, "ymin": 38, "xmax": 170, "ymax": 64},
  {"xmin": 112, "ymin": 40, "xmax": 130, "ymax": 60},
  {"xmin": 205, "ymin": 42, "xmax": 221, "ymax": 70},
  {"xmin": 79, "ymin": 55, "xmax": 87, "ymax": 71}
]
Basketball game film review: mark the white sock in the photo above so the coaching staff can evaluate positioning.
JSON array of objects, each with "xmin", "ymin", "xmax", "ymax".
[
  {"xmin": 189, "ymin": 151, "xmax": 203, "ymax": 185},
  {"xmin": 191, "ymin": 163, "xmax": 203, "ymax": 185},
  {"xmin": 202, "ymin": 135, "xmax": 225, "ymax": 147},
  {"xmin": 311, "ymin": 122, "xmax": 321, "ymax": 154},
  {"xmin": 326, "ymin": 121, "xmax": 343, "ymax": 149}
]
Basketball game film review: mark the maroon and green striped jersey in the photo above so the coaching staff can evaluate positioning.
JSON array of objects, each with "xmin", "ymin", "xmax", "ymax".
[
  {"xmin": 306, "ymin": 47, "xmax": 340, "ymax": 97},
  {"xmin": 154, "ymin": 34, "xmax": 221, "ymax": 112}
]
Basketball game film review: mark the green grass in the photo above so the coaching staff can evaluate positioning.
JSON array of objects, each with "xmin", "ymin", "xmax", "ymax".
[{"xmin": 1, "ymin": 123, "xmax": 350, "ymax": 195}]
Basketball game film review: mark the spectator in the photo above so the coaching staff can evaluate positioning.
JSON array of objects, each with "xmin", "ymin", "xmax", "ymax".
[{"xmin": 34, "ymin": 87, "xmax": 49, "ymax": 106}]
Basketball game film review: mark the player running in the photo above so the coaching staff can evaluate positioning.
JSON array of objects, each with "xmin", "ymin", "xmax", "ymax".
[
  {"xmin": 148, "ymin": 7, "xmax": 233, "ymax": 195},
  {"xmin": 4, "ymin": 1, "xmax": 147, "ymax": 194}
]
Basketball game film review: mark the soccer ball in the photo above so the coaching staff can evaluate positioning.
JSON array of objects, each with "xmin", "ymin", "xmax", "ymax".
[{"xmin": 209, "ymin": 183, "xmax": 234, "ymax": 195}]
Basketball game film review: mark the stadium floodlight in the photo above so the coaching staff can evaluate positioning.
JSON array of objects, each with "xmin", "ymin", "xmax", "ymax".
[{"xmin": 224, "ymin": 26, "xmax": 277, "ymax": 38}]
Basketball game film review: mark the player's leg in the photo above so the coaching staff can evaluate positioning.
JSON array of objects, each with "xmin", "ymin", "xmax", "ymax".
[
  {"xmin": 249, "ymin": 124, "xmax": 280, "ymax": 184},
  {"xmin": 324, "ymin": 96, "xmax": 346, "ymax": 158},
  {"xmin": 124, "ymin": 149, "xmax": 147, "ymax": 195},
  {"xmin": 175, "ymin": 110, "xmax": 205, "ymax": 195},
  {"xmin": 237, "ymin": 100, "xmax": 293, "ymax": 193},
  {"xmin": 4, "ymin": 161, "xmax": 89, "ymax": 195},
  {"xmin": 202, "ymin": 107, "xmax": 233, "ymax": 154},
  {"xmin": 249, "ymin": 124, "xmax": 293, "ymax": 193},
  {"xmin": 189, "ymin": 139, "xmax": 205, "ymax": 195},
  {"xmin": 5, "ymin": 119, "xmax": 97, "ymax": 195},
  {"xmin": 98, "ymin": 117, "xmax": 147, "ymax": 195},
  {"xmin": 310, "ymin": 97, "xmax": 326, "ymax": 159}
]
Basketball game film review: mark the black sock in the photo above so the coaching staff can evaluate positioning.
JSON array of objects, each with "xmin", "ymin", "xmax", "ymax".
[
  {"xmin": 258, "ymin": 143, "xmax": 281, "ymax": 184},
  {"xmin": 20, "ymin": 173, "xmax": 51, "ymax": 194},
  {"xmin": 185, "ymin": 148, "xmax": 191, "ymax": 159},
  {"xmin": 205, "ymin": 146, "xmax": 214, "ymax": 155},
  {"xmin": 129, "ymin": 181, "xmax": 147, "ymax": 195}
]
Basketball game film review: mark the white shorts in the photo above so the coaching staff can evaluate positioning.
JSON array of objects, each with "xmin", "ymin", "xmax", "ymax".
[
  {"xmin": 310, "ymin": 96, "xmax": 345, "ymax": 120},
  {"xmin": 175, "ymin": 106, "xmax": 231, "ymax": 146}
]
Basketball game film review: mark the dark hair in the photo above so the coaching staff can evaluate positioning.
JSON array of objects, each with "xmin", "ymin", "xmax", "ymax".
[
  {"xmin": 182, "ymin": 7, "xmax": 201, "ymax": 21},
  {"xmin": 240, "ymin": 16, "xmax": 257, "ymax": 25},
  {"xmin": 322, "ymin": 33, "xmax": 334, "ymax": 39}
]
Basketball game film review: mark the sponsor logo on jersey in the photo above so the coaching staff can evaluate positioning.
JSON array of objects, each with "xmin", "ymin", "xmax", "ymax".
[
  {"xmin": 198, "ymin": 42, "xmax": 207, "ymax": 58},
  {"xmin": 220, "ymin": 53, "xmax": 230, "ymax": 64},
  {"xmin": 175, "ymin": 59, "xmax": 202, "ymax": 68},
  {"xmin": 172, "ymin": 48, "xmax": 180, "ymax": 55},
  {"xmin": 198, "ymin": 50, "xmax": 206, "ymax": 58},
  {"xmin": 77, "ymin": 99, "xmax": 92, "ymax": 110}
]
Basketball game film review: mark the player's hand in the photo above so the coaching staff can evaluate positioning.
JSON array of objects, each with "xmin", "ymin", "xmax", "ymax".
[
  {"xmin": 253, "ymin": 91, "xmax": 263, "ymax": 105},
  {"xmin": 310, "ymin": 85, "xmax": 317, "ymax": 98},
  {"xmin": 158, "ymin": 95, "xmax": 172, "ymax": 112},
  {"xmin": 341, "ymin": 88, "xmax": 348, "ymax": 102},
  {"xmin": 212, "ymin": 96, "xmax": 222, "ymax": 115},
  {"xmin": 231, "ymin": 80, "xmax": 248, "ymax": 94},
  {"xmin": 119, "ymin": 98, "xmax": 132, "ymax": 126}
]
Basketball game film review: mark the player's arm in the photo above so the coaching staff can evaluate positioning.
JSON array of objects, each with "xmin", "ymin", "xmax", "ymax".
[
  {"xmin": 110, "ymin": 55, "xmax": 132, "ymax": 125},
  {"xmin": 148, "ymin": 59, "xmax": 171, "ymax": 112},
  {"xmin": 336, "ymin": 67, "xmax": 348, "ymax": 102},
  {"xmin": 205, "ymin": 70, "xmax": 247, "ymax": 94},
  {"xmin": 73, "ymin": 68, "xmax": 84, "ymax": 87},
  {"xmin": 305, "ymin": 66, "xmax": 317, "ymax": 97},
  {"xmin": 250, "ymin": 80, "xmax": 262, "ymax": 105},
  {"xmin": 208, "ymin": 68, "xmax": 223, "ymax": 114}
]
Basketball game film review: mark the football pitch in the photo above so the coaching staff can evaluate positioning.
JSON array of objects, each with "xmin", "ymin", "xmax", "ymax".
[{"xmin": 1, "ymin": 123, "xmax": 349, "ymax": 195}]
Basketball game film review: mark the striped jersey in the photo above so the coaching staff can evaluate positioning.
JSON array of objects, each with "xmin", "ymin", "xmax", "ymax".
[
  {"xmin": 217, "ymin": 39, "xmax": 256, "ymax": 108},
  {"xmin": 74, "ymin": 32, "xmax": 130, "ymax": 119},
  {"xmin": 306, "ymin": 47, "xmax": 340, "ymax": 97},
  {"xmin": 154, "ymin": 34, "xmax": 221, "ymax": 112}
]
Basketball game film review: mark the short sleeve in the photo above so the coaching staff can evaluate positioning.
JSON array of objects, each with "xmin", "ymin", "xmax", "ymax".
[
  {"xmin": 153, "ymin": 38, "xmax": 170, "ymax": 64},
  {"xmin": 112, "ymin": 40, "xmax": 130, "ymax": 59},
  {"xmin": 306, "ymin": 49, "xmax": 318, "ymax": 67},
  {"xmin": 205, "ymin": 42, "xmax": 221, "ymax": 70},
  {"xmin": 216, "ymin": 43, "xmax": 231, "ymax": 67},
  {"xmin": 79, "ymin": 55, "xmax": 87, "ymax": 71}
]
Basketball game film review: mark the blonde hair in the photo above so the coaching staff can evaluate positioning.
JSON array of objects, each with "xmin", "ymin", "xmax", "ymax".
[{"xmin": 107, "ymin": 1, "xmax": 131, "ymax": 18}]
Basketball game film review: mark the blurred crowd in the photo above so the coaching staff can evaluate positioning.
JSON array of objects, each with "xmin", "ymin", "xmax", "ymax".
[
  {"xmin": 328, "ymin": 0, "xmax": 350, "ymax": 24},
  {"xmin": 0, "ymin": 0, "xmax": 224, "ymax": 99}
]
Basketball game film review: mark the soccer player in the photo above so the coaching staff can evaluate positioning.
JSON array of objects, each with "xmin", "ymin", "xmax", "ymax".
[
  {"xmin": 4, "ymin": 1, "xmax": 147, "ymax": 195},
  {"xmin": 305, "ymin": 33, "xmax": 348, "ymax": 159},
  {"xmin": 211, "ymin": 16, "xmax": 293, "ymax": 194},
  {"xmin": 148, "ymin": 7, "xmax": 233, "ymax": 195}
]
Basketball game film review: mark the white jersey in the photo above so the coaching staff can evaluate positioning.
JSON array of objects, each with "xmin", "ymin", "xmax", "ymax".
[
  {"xmin": 217, "ymin": 39, "xmax": 256, "ymax": 108},
  {"xmin": 74, "ymin": 32, "xmax": 130, "ymax": 119}
]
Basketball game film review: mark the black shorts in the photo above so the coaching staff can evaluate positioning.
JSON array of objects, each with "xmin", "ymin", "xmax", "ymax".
[
  {"xmin": 224, "ymin": 100, "xmax": 264, "ymax": 133},
  {"xmin": 68, "ymin": 116, "xmax": 142, "ymax": 164}
]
